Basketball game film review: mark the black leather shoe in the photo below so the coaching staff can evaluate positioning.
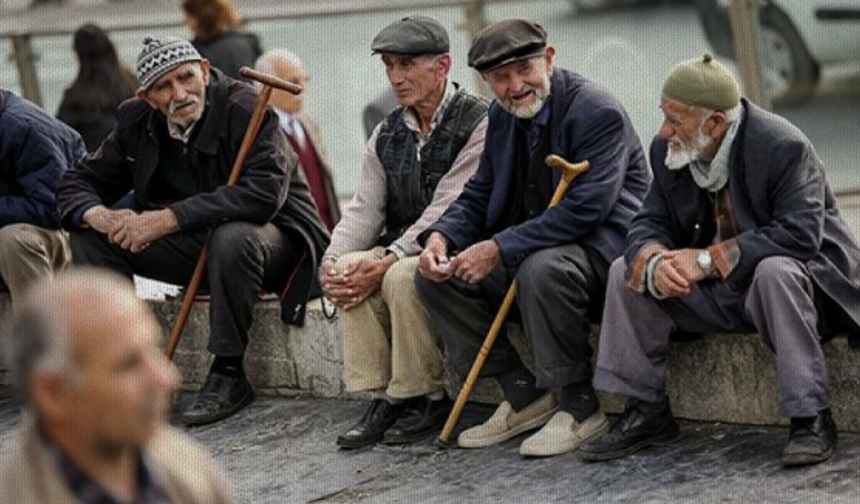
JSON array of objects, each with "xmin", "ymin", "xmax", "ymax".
[
  {"xmin": 180, "ymin": 373, "xmax": 254, "ymax": 427},
  {"xmin": 337, "ymin": 399, "xmax": 406, "ymax": 449},
  {"xmin": 783, "ymin": 407, "xmax": 837, "ymax": 467},
  {"xmin": 382, "ymin": 395, "xmax": 453, "ymax": 445},
  {"xmin": 579, "ymin": 398, "xmax": 679, "ymax": 461}
]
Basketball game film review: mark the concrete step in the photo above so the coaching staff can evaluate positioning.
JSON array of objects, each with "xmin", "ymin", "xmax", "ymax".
[{"xmin": 1, "ymin": 292, "xmax": 859, "ymax": 431}]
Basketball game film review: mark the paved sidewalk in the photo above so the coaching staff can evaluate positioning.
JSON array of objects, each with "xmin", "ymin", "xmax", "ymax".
[{"xmin": 2, "ymin": 389, "xmax": 858, "ymax": 503}]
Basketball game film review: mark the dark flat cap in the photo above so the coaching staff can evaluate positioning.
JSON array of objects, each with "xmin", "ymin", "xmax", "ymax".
[
  {"xmin": 371, "ymin": 16, "xmax": 450, "ymax": 55},
  {"xmin": 468, "ymin": 19, "xmax": 547, "ymax": 73}
]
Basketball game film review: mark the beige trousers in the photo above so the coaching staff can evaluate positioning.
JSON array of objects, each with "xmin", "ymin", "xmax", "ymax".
[
  {"xmin": 0, "ymin": 223, "xmax": 71, "ymax": 306},
  {"xmin": 337, "ymin": 247, "xmax": 444, "ymax": 399}
]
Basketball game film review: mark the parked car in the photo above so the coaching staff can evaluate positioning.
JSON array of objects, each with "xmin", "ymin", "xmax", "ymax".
[{"xmin": 695, "ymin": 0, "xmax": 860, "ymax": 102}]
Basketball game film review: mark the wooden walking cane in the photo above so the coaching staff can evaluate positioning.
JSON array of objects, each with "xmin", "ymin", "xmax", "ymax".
[
  {"xmin": 164, "ymin": 66, "xmax": 303, "ymax": 359},
  {"xmin": 437, "ymin": 154, "xmax": 590, "ymax": 445}
]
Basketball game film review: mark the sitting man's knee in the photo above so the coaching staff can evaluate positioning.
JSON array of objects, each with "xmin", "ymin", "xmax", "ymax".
[
  {"xmin": 209, "ymin": 222, "xmax": 259, "ymax": 260},
  {"xmin": 381, "ymin": 256, "xmax": 418, "ymax": 297},
  {"xmin": 751, "ymin": 256, "xmax": 806, "ymax": 291},
  {"xmin": 0, "ymin": 224, "xmax": 38, "ymax": 254}
]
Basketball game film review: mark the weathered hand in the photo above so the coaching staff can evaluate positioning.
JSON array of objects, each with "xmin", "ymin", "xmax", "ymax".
[
  {"xmin": 321, "ymin": 256, "xmax": 397, "ymax": 310},
  {"xmin": 449, "ymin": 239, "xmax": 500, "ymax": 284},
  {"xmin": 653, "ymin": 248, "xmax": 706, "ymax": 298},
  {"xmin": 82, "ymin": 206, "xmax": 137, "ymax": 235},
  {"xmin": 336, "ymin": 256, "xmax": 397, "ymax": 310},
  {"xmin": 653, "ymin": 258, "xmax": 689, "ymax": 298},
  {"xmin": 319, "ymin": 258, "xmax": 349, "ymax": 308},
  {"xmin": 107, "ymin": 209, "xmax": 179, "ymax": 253},
  {"xmin": 662, "ymin": 249, "xmax": 706, "ymax": 284},
  {"xmin": 418, "ymin": 232, "xmax": 453, "ymax": 282}
]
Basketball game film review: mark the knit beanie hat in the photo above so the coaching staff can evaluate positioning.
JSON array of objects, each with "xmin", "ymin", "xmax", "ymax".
[
  {"xmin": 136, "ymin": 36, "xmax": 203, "ymax": 91},
  {"xmin": 662, "ymin": 53, "xmax": 740, "ymax": 110}
]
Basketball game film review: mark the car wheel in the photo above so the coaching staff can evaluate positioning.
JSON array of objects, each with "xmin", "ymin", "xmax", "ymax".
[{"xmin": 759, "ymin": 4, "xmax": 820, "ymax": 103}]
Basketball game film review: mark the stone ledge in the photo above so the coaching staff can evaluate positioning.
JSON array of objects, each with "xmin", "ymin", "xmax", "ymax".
[{"xmin": 1, "ymin": 292, "xmax": 859, "ymax": 431}]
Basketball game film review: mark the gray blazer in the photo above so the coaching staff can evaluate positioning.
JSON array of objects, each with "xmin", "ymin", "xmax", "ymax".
[{"xmin": 628, "ymin": 99, "xmax": 860, "ymax": 344}]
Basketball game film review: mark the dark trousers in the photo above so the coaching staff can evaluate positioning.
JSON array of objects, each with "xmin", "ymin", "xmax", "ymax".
[
  {"xmin": 69, "ymin": 221, "xmax": 302, "ymax": 356},
  {"xmin": 415, "ymin": 243, "xmax": 608, "ymax": 389}
]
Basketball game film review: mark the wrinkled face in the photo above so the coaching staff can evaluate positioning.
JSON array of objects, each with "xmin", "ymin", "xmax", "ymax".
[
  {"xmin": 658, "ymin": 96, "xmax": 714, "ymax": 170},
  {"xmin": 138, "ymin": 60, "xmax": 211, "ymax": 129},
  {"xmin": 269, "ymin": 58, "xmax": 308, "ymax": 115},
  {"xmin": 381, "ymin": 53, "xmax": 447, "ymax": 109},
  {"xmin": 483, "ymin": 49, "xmax": 554, "ymax": 119},
  {"xmin": 59, "ymin": 296, "xmax": 180, "ymax": 452}
]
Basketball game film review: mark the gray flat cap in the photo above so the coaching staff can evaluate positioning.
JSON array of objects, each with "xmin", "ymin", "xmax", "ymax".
[
  {"xmin": 468, "ymin": 19, "xmax": 547, "ymax": 73},
  {"xmin": 371, "ymin": 16, "xmax": 449, "ymax": 55}
]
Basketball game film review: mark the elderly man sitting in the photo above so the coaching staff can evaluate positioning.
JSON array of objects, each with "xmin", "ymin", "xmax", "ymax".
[
  {"xmin": 582, "ymin": 54, "xmax": 860, "ymax": 467},
  {"xmin": 57, "ymin": 36, "xmax": 329, "ymax": 426}
]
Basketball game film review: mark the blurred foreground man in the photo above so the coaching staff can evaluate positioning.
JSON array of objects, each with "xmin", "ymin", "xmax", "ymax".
[
  {"xmin": 0, "ymin": 269, "xmax": 236, "ymax": 503},
  {"xmin": 321, "ymin": 16, "xmax": 488, "ymax": 449},
  {"xmin": 582, "ymin": 54, "xmax": 860, "ymax": 467},
  {"xmin": 416, "ymin": 19, "xmax": 650, "ymax": 457}
]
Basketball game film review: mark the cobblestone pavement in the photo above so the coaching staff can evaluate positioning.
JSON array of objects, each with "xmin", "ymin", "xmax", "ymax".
[{"xmin": 2, "ymin": 389, "xmax": 858, "ymax": 503}]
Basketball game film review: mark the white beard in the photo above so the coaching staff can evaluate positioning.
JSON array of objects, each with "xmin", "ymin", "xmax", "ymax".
[
  {"xmin": 664, "ymin": 127, "xmax": 711, "ymax": 170},
  {"xmin": 501, "ymin": 71, "xmax": 552, "ymax": 119}
]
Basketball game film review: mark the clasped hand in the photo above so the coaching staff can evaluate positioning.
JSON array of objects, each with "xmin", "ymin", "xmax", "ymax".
[
  {"xmin": 83, "ymin": 206, "xmax": 178, "ymax": 253},
  {"xmin": 418, "ymin": 234, "xmax": 500, "ymax": 285},
  {"xmin": 319, "ymin": 255, "xmax": 396, "ymax": 310},
  {"xmin": 653, "ymin": 248, "xmax": 707, "ymax": 298}
]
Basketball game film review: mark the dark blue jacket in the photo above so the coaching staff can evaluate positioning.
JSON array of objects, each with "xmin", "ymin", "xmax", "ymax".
[
  {"xmin": 422, "ymin": 69, "xmax": 651, "ymax": 267},
  {"xmin": 0, "ymin": 91, "xmax": 85, "ymax": 229}
]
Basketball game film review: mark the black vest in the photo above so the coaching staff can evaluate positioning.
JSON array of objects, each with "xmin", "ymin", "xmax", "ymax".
[{"xmin": 375, "ymin": 86, "xmax": 487, "ymax": 246}]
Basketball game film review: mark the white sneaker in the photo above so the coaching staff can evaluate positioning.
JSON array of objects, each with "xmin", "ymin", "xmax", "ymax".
[
  {"xmin": 519, "ymin": 409, "xmax": 609, "ymax": 457},
  {"xmin": 458, "ymin": 393, "xmax": 558, "ymax": 448}
]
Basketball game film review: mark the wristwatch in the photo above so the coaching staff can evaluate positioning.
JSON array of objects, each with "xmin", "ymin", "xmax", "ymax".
[{"xmin": 696, "ymin": 249, "xmax": 713, "ymax": 276}]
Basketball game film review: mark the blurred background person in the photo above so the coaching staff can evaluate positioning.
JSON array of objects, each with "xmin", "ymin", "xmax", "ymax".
[
  {"xmin": 56, "ymin": 23, "xmax": 137, "ymax": 152},
  {"xmin": 362, "ymin": 87, "xmax": 398, "ymax": 140},
  {"xmin": 182, "ymin": 0, "xmax": 262, "ymax": 81},
  {"xmin": 255, "ymin": 49, "xmax": 340, "ymax": 231}
]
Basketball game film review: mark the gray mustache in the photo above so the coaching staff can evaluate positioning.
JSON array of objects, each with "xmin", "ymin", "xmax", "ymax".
[{"xmin": 169, "ymin": 96, "xmax": 198, "ymax": 114}]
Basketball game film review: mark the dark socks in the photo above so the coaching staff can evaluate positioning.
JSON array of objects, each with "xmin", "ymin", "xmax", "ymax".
[
  {"xmin": 496, "ymin": 367, "xmax": 545, "ymax": 412},
  {"xmin": 559, "ymin": 381, "xmax": 599, "ymax": 422},
  {"xmin": 210, "ymin": 355, "xmax": 245, "ymax": 378}
]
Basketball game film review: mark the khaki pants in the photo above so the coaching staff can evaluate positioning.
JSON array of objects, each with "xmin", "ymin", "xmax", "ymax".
[
  {"xmin": 338, "ymin": 247, "xmax": 444, "ymax": 399},
  {"xmin": 0, "ymin": 223, "xmax": 71, "ymax": 306}
]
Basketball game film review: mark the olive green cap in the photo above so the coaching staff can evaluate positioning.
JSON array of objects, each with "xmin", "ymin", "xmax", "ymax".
[{"xmin": 662, "ymin": 53, "xmax": 741, "ymax": 110}]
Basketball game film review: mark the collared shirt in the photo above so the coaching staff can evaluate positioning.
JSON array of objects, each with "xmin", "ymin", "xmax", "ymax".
[
  {"xmin": 402, "ymin": 80, "xmax": 456, "ymax": 150},
  {"xmin": 41, "ymin": 434, "xmax": 170, "ymax": 504},
  {"xmin": 274, "ymin": 108, "xmax": 307, "ymax": 150},
  {"xmin": 166, "ymin": 119, "xmax": 198, "ymax": 144},
  {"xmin": 324, "ymin": 83, "xmax": 488, "ymax": 260}
]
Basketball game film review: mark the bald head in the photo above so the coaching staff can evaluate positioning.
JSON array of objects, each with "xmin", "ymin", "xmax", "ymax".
[{"xmin": 255, "ymin": 49, "xmax": 308, "ymax": 115}]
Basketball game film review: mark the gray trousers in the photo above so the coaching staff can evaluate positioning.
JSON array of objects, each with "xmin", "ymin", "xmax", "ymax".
[
  {"xmin": 415, "ymin": 243, "xmax": 607, "ymax": 388},
  {"xmin": 594, "ymin": 256, "xmax": 829, "ymax": 418},
  {"xmin": 69, "ymin": 221, "xmax": 302, "ymax": 356}
]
